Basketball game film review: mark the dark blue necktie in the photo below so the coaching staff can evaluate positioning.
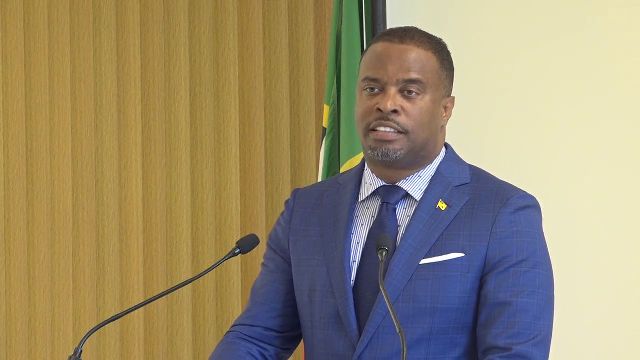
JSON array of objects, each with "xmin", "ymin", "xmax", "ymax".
[{"xmin": 353, "ymin": 185, "xmax": 407, "ymax": 334}]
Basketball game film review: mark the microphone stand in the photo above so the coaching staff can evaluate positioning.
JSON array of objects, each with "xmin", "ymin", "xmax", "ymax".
[
  {"xmin": 68, "ymin": 235, "xmax": 259, "ymax": 360},
  {"xmin": 378, "ymin": 247, "xmax": 407, "ymax": 360}
]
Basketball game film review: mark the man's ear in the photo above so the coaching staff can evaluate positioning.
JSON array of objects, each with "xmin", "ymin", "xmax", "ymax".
[{"xmin": 441, "ymin": 96, "xmax": 455, "ymax": 126}]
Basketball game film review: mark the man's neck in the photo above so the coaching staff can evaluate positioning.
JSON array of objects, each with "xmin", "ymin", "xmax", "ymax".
[
  {"xmin": 365, "ymin": 165, "xmax": 417, "ymax": 184},
  {"xmin": 365, "ymin": 146, "xmax": 445, "ymax": 184}
]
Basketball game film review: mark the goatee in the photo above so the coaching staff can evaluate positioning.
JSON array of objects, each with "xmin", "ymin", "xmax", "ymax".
[{"xmin": 366, "ymin": 146, "xmax": 403, "ymax": 162}]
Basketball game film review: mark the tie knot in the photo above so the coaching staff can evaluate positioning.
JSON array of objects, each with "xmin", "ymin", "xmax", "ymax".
[{"xmin": 376, "ymin": 185, "xmax": 407, "ymax": 206}]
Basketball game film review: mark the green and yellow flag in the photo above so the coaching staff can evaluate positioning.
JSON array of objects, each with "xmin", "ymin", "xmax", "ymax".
[{"xmin": 318, "ymin": 0, "xmax": 373, "ymax": 180}]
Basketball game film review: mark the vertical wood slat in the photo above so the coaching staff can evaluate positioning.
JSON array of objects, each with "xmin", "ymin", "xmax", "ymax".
[
  {"xmin": 116, "ymin": 0, "xmax": 144, "ymax": 358},
  {"xmin": 48, "ymin": 0, "xmax": 74, "ymax": 357},
  {"xmin": 211, "ymin": 0, "xmax": 241, "ymax": 353},
  {"xmin": 69, "ymin": 0, "xmax": 97, "ymax": 331},
  {"xmin": 140, "ymin": 0, "xmax": 168, "ymax": 358},
  {"xmin": 237, "ymin": 0, "xmax": 266, "ymax": 303},
  {"xmin": 69, "ymin": 1, "xmax": 98, "ymax": 359},
  {"xmin": 2, "ymin": 0, "xmax": 29, "ymax": 358},
  {"xmin": 24, "ymin": 0, "xmax": 52, "ymax": 358},
  {"xmin": 0, "ymin": 4, "xmax": 6, "ymax": 360},
  {"xmin": 188, "ymin": 0, "xmax": 215, "ymax": 357},
  {"xmin": 263, "ymin": 0, "xmax": 292, "ymax": 231},
  {"xmin": 2, "ymin": 1, "xmax": 332, "ymax": 358},
  {"xmin": 289, "ymin": 0, "xmax": 318, "ymax": 191},
  {"xmin": 93, "ymin": 0, "xmax": 120, "ymax": 359},
  {"xmin": 164, "ymin": 0, "xmax": 194, "ymax": 358}
]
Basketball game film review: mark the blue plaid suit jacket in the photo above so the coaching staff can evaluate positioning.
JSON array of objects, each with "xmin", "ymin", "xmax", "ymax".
[{"xmin": 211, "ymin": 144, "xmax": 554, "ymax": 359}]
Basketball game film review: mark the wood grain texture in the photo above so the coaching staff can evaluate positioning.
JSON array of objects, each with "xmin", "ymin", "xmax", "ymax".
[
  {"xmin": 209, "ymin": 0, "xmax": 241, "ymax": 356},
  {"xmin": 189, "ymin": 1, "xmax": 217, "ymax": 357},
  {"xmin": 24, "ymin": 0, "xmax": 52, "ymax": 358},
  {"xmin": 1, "ymin": 1, "xmax": 331, "ymax": 358},
  {"xmin": 93, "ymin": 1, "xmax": 121, "ymax": 358},
  {"xmin": 238, "ymin": 0, "xmax": 266, "ymax": 305},
  {"xmin": 0, "ymin": 4, "xmax": 6, "ymax": 359},
  {"xmin": 164, "ymin": 0, "xmax": 194, "ymax": 358},
  {"xmin": 141, "ymin": 0, "xmax": 168, "ymax": 358},
  {"xmin": 48, "ymin": 0, "xmax": 74, "ymax": 357},
  {"xmin": 3, "ymin": 0, "xmax": 29, "ymax": 358},
  {"xmin": 70, "ymin": 0, "xmax": 98, "ymax": 358},
  {"xmin": 116, "ymin": 0, "xmax": 145, "ymax": 358},
  {"xmin": 263, "ymin": 0, "xmax": 292, "ymax": 231},
  {"xmin": 289, "ymin": 0, "xmax": 318, "ymax": 190}
]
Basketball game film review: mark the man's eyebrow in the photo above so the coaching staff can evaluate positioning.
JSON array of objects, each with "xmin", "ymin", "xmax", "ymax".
[
  {"xmin": 398, "ymin": 77, "xmax": 426, "ymax": 86},
  {"xmin": 359, "ymin": 76, "xmax": 381, "ymax": 83}
]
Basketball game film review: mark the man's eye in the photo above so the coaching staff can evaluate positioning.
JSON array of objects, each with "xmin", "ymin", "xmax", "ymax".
[
  {"xmin": 364, "ymin": 86, "xmax": 380, "ymax": 94},
  {"xmin": 403, "ymin": 89, "xmax": 418, "ymax": 97}
]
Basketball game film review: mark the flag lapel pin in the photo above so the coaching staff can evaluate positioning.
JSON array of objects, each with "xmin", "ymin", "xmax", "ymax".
[{"xmin": 436, "ymin": 199, "xmax": 447, "ymax": 211}]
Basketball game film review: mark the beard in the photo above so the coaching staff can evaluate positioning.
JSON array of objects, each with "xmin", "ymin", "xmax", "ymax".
[{"xmin": 365, "ymin": 145, "xmax": 404, "ymax": 162}]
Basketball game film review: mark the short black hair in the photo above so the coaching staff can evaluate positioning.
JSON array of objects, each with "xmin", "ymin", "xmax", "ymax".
[{"xmin": 364, "ymin": 26, "xmax": 454, "ymax": 96}]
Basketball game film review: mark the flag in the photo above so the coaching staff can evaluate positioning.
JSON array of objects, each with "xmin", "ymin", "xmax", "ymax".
[{"xmin": 318, "ymin": 0, "xmax": 374, "ymax": 180}]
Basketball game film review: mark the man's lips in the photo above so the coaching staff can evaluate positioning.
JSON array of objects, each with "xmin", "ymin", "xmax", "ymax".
[
  {"xmin": 368, "ymin": 119, "xmax": 405, "ymax": 133},
  {"xmin": 367, "ymin": 120, "xmax": 406, "ymax": 140},
  {"xmin": 373, "ymin": 126, "xmax": 399, "ymax": 132}
]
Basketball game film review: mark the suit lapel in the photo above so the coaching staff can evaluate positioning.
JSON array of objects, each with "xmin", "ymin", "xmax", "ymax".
[
  {"xmin": 321, "ymin": 162, "xmax": 363, "ymax": 347},
  {"xmin": 354, "ymin": 145, "xmax": 471, "ymax": 357}
]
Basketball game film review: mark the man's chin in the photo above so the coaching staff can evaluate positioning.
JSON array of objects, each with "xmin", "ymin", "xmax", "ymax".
[{"xmin": 365, "ymin": 146, "xmax": 404, "ymax": 162}]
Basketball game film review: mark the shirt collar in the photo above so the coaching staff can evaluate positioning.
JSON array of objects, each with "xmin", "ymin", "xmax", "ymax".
[{"xmin": 358, "ymin": 146, "xmax": 446, "ymax": 202}]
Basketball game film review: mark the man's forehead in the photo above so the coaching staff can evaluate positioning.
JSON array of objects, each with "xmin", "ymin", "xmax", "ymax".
[
  {"xmin": 361, "ymin": 43, "xmax": 436, "ymax": 71},
  {"xmin": 362, "ymin": 42, "xmax": 434, "ymax": 61},
  {"xmin": 359, "ymin": 44, "xmax": 437, "ymax": 78}
]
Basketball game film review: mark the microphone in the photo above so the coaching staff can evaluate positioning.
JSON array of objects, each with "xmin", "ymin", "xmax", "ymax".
[
  {"xmin": 376, "ymin": 234, "xmax": 407, "ymax": 360},
  {"xmin": 68, "ymin": 234, "xmax": 260, "ymax": 360}
]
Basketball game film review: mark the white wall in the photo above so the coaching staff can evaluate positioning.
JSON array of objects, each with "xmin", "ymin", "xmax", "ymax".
[{"xmin": 387, "ymin": 1, "xmax": 640, "ymax": 359}]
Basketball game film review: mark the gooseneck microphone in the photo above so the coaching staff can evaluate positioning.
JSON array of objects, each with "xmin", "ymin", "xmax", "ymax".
[
  {"xmin": 376, "ymin": 234, "xmax": 407, "ymax": 360},
  {"xmin": 68, "ymin": 234, "xmax": 260, "ymax": 360}
]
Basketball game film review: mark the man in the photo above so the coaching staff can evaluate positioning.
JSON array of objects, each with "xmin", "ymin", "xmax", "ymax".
[{"xmin": 212, "ymin": 26, "xmax": 553, "ymax": 359}]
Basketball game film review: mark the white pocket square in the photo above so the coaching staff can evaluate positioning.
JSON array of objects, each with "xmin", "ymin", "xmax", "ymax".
[{"xmin": 419, "ymin": 252, "xmax": 465, "ymax": 264}]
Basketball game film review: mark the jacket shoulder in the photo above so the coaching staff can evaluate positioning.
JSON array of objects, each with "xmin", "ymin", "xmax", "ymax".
[{"xmin": 466, "ymin": 164, "xmax": 539, "ymax": 206}]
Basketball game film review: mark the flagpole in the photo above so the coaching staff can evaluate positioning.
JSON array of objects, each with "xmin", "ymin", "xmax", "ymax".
[{"xmin": 370, "ymin": 0, "xmax": 386, "ymax": 37}]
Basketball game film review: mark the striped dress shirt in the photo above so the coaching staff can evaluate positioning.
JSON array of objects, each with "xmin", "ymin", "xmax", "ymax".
[{"xmin": 349, "ymin": 147, "xmax": 446, "ymax": 285}]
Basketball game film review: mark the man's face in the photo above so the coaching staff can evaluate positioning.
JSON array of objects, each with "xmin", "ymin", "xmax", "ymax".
[{"xmin": 356, "ymin": 42, "xmax": 455, "ymax": 173}]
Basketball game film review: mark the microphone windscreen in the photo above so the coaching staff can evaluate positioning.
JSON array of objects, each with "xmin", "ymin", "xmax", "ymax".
[
  {"xmin": 236, "ymin": 234, "xmax": 260, "ymax": 254},
  {"xmin": 376, "ymin": 234, "xmax": 393, "ymax": 252}
]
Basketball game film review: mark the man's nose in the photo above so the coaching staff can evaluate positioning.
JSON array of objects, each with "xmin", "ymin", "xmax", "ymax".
[{"xmin": 376, "ymin": 91, "xmax": 400, "ymax": 115}]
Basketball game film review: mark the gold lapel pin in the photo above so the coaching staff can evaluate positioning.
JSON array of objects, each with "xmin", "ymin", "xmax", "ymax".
[{"xmin": 436, "ymin": 199, "xmax": 447, "ymax": 211}]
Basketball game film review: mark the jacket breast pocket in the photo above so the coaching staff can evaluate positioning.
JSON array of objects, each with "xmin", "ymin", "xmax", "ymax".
[{"xmin": 411, "ymin": 256, "xmax": 470, "ymax": 278}]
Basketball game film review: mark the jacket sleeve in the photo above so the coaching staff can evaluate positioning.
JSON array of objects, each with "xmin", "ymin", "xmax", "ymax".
[
  {"xmin": 477, "ymin": 192, "xmax": 554, "ymax": 359},
  {"xmin": 210, "ymin": 190, "xmax": 302, "ymax": 359}
]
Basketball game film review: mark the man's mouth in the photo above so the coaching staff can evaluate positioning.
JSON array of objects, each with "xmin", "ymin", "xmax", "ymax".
[
  {"xmin": 368, "ymin": 119, "xmax": 405, "ymax": 134},
  {"xmin": 368, "ymin": 119, "xmax": 406, "ymax": 141},
  {"xmin": 368, "ymin": 121, "xmax": 405, "ymax": 141},
  {"xmin": 372, "ymin": 126, "xmax": 400, "ymax": 133}
]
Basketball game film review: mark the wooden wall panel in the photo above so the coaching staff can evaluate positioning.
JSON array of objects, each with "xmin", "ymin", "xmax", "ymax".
[
  {"xmin": 0, "ymin": 4, "xmax": 6, "ymax": 359},
  {"xmin": 93, "ymin": 1, "xmax": 121, "ymax": 359},
  {"xmin": 164, "ymin": 1, "xmax": 194, "ymax": 359},
  {"xmin": 49, "ymin": 0, "xmax": 74, "ymax": 357},
  {"xmin": 116, "ymin": 0, "xmax": 145, "ymax": 358},
  {"xmin": 263, "ymin": 0, "xmax": 292, "ymax": 233},
  {"xmin": 24, "ymin": 0, "xmax": 53, "ymax": 358},
  {"xmin": 189, "ymin": 1, "xmax": 217, "ymax": 357},
  {"xmin": 1, "ymin": 1, "xmax": 332, "ymax": 358},
  {"xmin": 289, "ymin": 0, "xmax": 319, "ymax": 190},
  {"xmin": 140, "ymin": 0, "xmax": 168, "ymax": 358},
  {"xmin": 237, "ymin": 0, "xmax": 266, "ymax": 305},
  {"xmin": 209, "ymin": 0, "xmax": 241, "ymax": 356},
  {"xmin": 70, "ymin": 0, "xmax": 99, "ymax": 358},
  {"xmin": 0, "ymin": 7, "xmax": 5, "ymax": 356},
  {"xmin": 3, "ymin": 0, "xmax": 29, "ymax": 358}
]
